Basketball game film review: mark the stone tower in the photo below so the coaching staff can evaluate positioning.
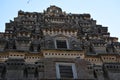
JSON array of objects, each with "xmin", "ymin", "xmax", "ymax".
[{"xmin": 0, "ymin": 5, "xmax": 120, "ymax": 80}]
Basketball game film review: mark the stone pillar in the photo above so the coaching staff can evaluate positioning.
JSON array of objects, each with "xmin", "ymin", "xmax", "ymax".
[
  {"xmin": 36, "ymin": 62, "xmax": 44, "ymax": 79},
  {"xmin": 26, "ymin": 64, "xmax": 37, "ymax": 80},
  {"xmin": 0, "ymin": 63, "xmax": 5, "ymax": 79}
]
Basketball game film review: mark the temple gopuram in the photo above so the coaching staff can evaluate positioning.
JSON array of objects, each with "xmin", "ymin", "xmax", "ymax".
[{"xmin": 0, "ymin": 5, "xmax": 120, "ymax": 80}]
